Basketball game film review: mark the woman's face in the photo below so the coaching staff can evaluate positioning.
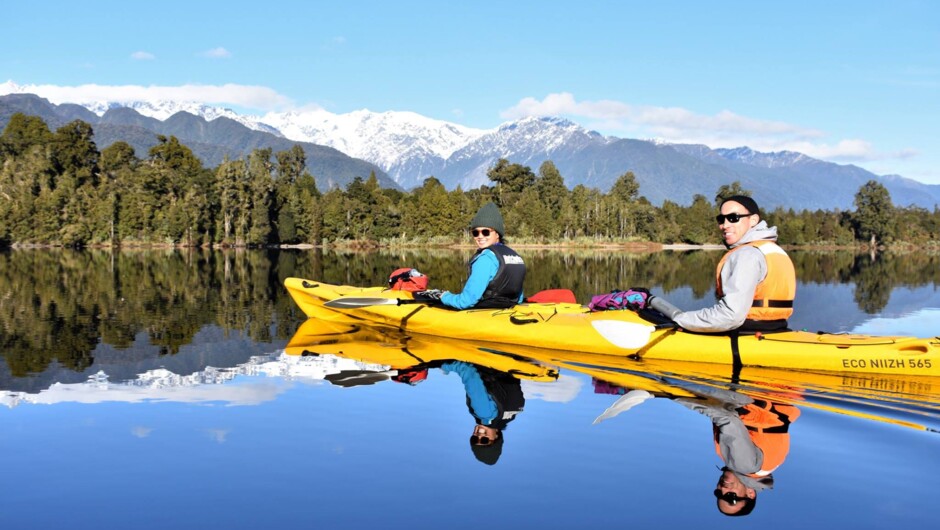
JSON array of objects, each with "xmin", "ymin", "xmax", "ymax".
[{"xmin": 471, "ymin": 226, "xmax": 500, "ymax": 249}]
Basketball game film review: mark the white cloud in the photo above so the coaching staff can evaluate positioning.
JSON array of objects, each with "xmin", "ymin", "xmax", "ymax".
[
  {"xmin": 502, "ymin": 92, "xmax": 819, "ymax": 139},
  {"xmin": 200, "ymin": 47, "xmax": 232, "ymax": 59},
  {"xmin": 132, "ymin": 426, "xmax": 154, "ymax": 438},
  {"xmin": 205, "ymin": 428, "xmax": 230, "ymax": 443},
  {"xmin": 501, "ymin": 92, "xmax": 920, "ymax": 165},
  {"xmin": 130, "ymin": 51, "xmax": 155, "ymax": 60},
  {"xmin": 4, "ymin": 81, "xmax": 292, "ymax": 112}
]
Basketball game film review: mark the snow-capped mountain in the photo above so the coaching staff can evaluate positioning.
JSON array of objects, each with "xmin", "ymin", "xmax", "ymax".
[
  {"xmin": 2, "ymin": 81, "xmax": 939, "ymax": 210},
  {"xmin": 258, "ymin": 108, "xmax": 486, "ymax": 187},
  {"xmin": 0, "ymin": 351, "xmax": 386, "ymax": 408},
  {"xmin": 714, "ymin": 146, "xmax": 813, "ymax": 168},
  {"xmin": 0, "ymin": 81, "xmax": 283, "ymax": 135},
  {"xmin": 438, "ymin": 116, "xmax": 614, "ymax": 190}
]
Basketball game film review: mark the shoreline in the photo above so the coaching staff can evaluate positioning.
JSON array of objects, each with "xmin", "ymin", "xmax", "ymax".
[{"xmin": 2, "ymin": 241, "xmax": 901, "ymax": 252}]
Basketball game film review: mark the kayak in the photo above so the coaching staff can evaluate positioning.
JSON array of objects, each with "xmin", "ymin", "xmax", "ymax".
[
  {"xmin": 285, "ymin": 317, "xmax": 559, "ymax": 382},
  {"xmin": 526, "ymin": 348, "xmax": 940, "ymax": 430},
  {"xmin": 283, "ymin": 278, "xmax": 940, "ymax": 376},
  {"xmin": 284, "ymin": 315, "xmax": 940, "ymax": 430}
]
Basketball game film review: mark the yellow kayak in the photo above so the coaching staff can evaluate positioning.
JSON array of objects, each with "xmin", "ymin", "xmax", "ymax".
[
  {"xmin": 285, "ymin": 316, "xmax": 559, "ymax": 382},
  {"xmin": 523, "ymin": 348, "xmax": 940, "ymax": 431},
  {"xmin": 284, "ymin": 316, "xmax": 940, "ymax": 431},
  {"xmin": 284, "ymin": 278, "xmax": 940, "ymax": 376}
]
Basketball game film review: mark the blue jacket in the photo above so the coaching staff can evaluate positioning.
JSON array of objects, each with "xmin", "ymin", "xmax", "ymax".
[{"xmin": 441, "ymin": 244, "xmax": 525, "ymax": 309}]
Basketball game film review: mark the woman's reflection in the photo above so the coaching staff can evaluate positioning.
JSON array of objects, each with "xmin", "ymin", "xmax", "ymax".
[{"xmin": 441, "ymin": 361, "xmax": 526, "ymax": 466}]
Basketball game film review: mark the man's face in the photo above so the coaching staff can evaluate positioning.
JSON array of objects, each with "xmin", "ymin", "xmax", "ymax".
[
  {"xmin": 718, "ymin": 201, "xmax": 759, "ymax": 246},
  {"xmin": 715, "ymin": 470, "xmax": 754, "ymax": 515}
]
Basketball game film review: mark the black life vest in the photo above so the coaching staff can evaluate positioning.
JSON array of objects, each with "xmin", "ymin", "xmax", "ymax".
[{"xmin": 469, "ymin": 244, "xmax": 526, "ymax": 309}]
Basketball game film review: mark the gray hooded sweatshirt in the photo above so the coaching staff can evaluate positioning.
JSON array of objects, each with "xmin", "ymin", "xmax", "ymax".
[{"xmin": 673, "ymin": 221, "xmax": 781, "ymax": 333}]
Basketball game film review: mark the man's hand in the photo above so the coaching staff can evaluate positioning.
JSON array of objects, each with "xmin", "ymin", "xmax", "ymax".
[{"xmin": 413, "ymin": 289, "xmax": 444, "ymax": 302}]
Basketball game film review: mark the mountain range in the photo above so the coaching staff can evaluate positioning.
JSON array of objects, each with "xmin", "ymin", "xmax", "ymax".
[{"xmin": 2, "ymin": 84, "xmax": 938, "ymax": 211}]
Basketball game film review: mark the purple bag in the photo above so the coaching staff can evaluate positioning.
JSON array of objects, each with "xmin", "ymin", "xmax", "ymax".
[{"xmin": 588, "ymin": 288, "xmax": 650, "ymax": 311}]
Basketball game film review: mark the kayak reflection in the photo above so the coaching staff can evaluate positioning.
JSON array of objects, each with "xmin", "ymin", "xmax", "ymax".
[
  {"xmin": 286, "ymin": 317, "xmax": 940, "ymax": 476},
  {"xmin": 285, "ymin": 317, "xmax": 560, "ymax": 465},
  {"xmin": 284, "ymin": 317, "xmax": 559, "ymax": 383},
  {"xmin": 563, "ymin": 351, "xmax": 940, "ymax": 516}
]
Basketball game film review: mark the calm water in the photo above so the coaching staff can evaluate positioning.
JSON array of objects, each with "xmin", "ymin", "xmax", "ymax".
[{"xmin": 1, "ymin": 248, "xmax": 939, "ymax": 529}]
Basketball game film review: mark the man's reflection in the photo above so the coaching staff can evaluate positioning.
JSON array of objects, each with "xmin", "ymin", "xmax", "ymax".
[
  {"xmin": 593, "ymin": 378, "xmax": 800, "ymax": 516},
  {"xmin": 441, "ymin": 361, "xmax": 525, "ymax": 466},
  {"xmin": 691, "ymin": 392, "xmax": 800, "ymax": 516}
]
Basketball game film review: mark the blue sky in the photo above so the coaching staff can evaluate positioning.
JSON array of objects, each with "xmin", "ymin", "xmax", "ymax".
[{"xmin": 3, "ymin": 0, "xmax": 939, "ymax": 184}]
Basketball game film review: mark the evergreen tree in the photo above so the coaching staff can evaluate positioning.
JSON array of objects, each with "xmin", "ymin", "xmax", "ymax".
[
  {"xmin": 535, "ymin": 160, "xmax": 569, "ymax": 229},
  {"xmin": 852, "ymin": 180, "xmax": 895, "ymax": 247},
  {"xmin": 246, "ymin": 149, "xmax": 275, "ymax": 246},
  {"xmin": 0, "ymin": 113, "xmax": 54, "ymax": 160},
  {"xmin": 714, "ymin": 181, "xmax": 751, "ymax": 206},
  {"xmin": 486, "ymin": 158, "xmax": 536, "ymax": 209}
]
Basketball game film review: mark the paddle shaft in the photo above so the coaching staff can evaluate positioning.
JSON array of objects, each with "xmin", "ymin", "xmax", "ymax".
[{"xmin": 324, "ymin": 297, "xmax": 436, "ymax": 309}]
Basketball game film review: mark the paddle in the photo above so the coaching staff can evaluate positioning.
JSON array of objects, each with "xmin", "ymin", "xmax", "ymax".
[
  {"xmin": 592, "ymin": 389, "xmax": 654, "ymax": 424},
  {"xmin": 324, "ymin": 297, "xmax": 431, "ymax": 309},
  {"xmin": 591, "ymin": 320, "xmax": 677, "ymax": 349},
  {"xmin": 323, "ymin": 288, "xmax": 577, "ymax": 309},
  {"xmin": 325, "ymin": 369, "xmax": 398, "ymax": 387},
  {"xmin": 590, "ymin": 293, "xmax": 680, "ymax": 350}
]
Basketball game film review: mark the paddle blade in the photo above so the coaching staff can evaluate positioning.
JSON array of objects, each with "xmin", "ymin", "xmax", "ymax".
[
  {"xmin": 593, "ymin": 390, "xmax": 654, "ymax": 424},
  {"xmin": 325, "ymin": 370, "xmax": 395, "ymax": 387},
  {"xmin": 591, "ymin": 320, "xmax": 656, "ymax": 349},
  {"xmin": 324, "ymin": 297, "xmax": 404, "ymax": 308}
]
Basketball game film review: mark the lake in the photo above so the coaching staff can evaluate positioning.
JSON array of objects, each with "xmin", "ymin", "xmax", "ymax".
[{"xmin": 1, "ymin": 248, "xmax": 938, "ymax": 529}]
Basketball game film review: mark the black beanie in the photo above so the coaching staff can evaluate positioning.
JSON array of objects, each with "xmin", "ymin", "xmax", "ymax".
[
  {"xmin": 470, "ymin": 433, "xmax": 504, "ymax": 465},
  {"xmin": 469, "ymin": 202, "xmax": 506, "ymax": 239},
  {"xmin": 720, "ymin": 195, "xmax": 761, "ymax": 218}
]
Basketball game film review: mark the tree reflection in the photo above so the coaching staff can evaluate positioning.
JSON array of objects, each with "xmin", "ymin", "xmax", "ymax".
[{"xmin": 2, "ymin": 248, "xmax": 937, "ymax": 378}]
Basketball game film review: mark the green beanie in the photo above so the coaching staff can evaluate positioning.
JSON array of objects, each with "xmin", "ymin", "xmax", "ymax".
[{"xmin": 470, "ymin": 202, "xmax": 505, "ymax": 238}]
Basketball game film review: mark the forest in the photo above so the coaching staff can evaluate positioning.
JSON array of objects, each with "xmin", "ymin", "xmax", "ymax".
[{"xmin": 1, "ymin": 113, "xmax": 938, "ymax": 249}]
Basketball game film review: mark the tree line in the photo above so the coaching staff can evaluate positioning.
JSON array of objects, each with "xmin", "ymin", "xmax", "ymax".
[{"xmin": 2, "ymin": 113, "xmax": 938, "ymax": 248}]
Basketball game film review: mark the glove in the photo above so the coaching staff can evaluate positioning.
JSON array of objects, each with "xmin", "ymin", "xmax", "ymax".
[
  {"xmin": 623, "ymin": 287, "xmax": 653, "ymax": 310},
  {"xmin": 413, "ymin": 289, "xmax": 444, "ymax": 302}
]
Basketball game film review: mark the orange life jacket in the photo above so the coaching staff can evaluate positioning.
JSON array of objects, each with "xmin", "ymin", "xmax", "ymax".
[
  {"xmin": 714, "ymin": 400, "xmax": 801, "ymax": 475},
  {"xmin": 716, "ymin": 240, "xmax": 795, "ymax": 322}
]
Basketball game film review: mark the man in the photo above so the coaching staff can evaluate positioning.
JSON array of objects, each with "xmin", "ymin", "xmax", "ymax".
[{"xmin": 662, "ymin": 195, "xmax": 796, "ymax": 333}]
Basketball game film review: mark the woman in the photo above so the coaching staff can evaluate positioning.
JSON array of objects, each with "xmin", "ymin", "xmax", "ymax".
[{"xmin": 421, "ymin": 202, "xmax": 526, "ymax": 309}]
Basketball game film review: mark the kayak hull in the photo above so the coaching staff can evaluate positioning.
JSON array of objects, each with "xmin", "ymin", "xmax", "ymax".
[{"xmin": 284, "ymin": 278, "xmax": 940, "ymax": 376}]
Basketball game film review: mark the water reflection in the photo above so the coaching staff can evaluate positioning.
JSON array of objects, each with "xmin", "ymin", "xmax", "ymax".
[
  {"xmin": 593, "ymin": 376, "xmax": 800, "ymax": 517},
  {"xmin": 285, "ymin": 318, "xmax": 561, "ymax": 466},
  {"xmin": 3, "ymin": 249, "xmax": 939, "ymax": 528},
  {"xmin": 2, "ymin": 248, "xmax": 939, "ymax": 387}
]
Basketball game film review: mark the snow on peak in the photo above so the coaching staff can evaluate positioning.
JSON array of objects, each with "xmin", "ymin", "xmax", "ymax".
[
  {"xmin": 258, "ymin": 107, "xmax": 487, "ymax": 167},
  {"xmin": 716, "ymin": 146, "xmax": 810, "ymax": 168}
]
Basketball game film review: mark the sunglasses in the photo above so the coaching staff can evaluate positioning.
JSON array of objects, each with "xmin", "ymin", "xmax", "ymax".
[
  {"xmin": 715, "ymin": 213, "xmax": 753, "ymax": 224},
  {"xmin": 470, "ymin": 434, "xmax": 494, "ymax": 445},
  {"xmin": 713, "ymin": 490, "xmax": 749, "ymax": 505},
  {"xmin": 471, "ymin": 229, "xmax": 492, "ymax": 237}
]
